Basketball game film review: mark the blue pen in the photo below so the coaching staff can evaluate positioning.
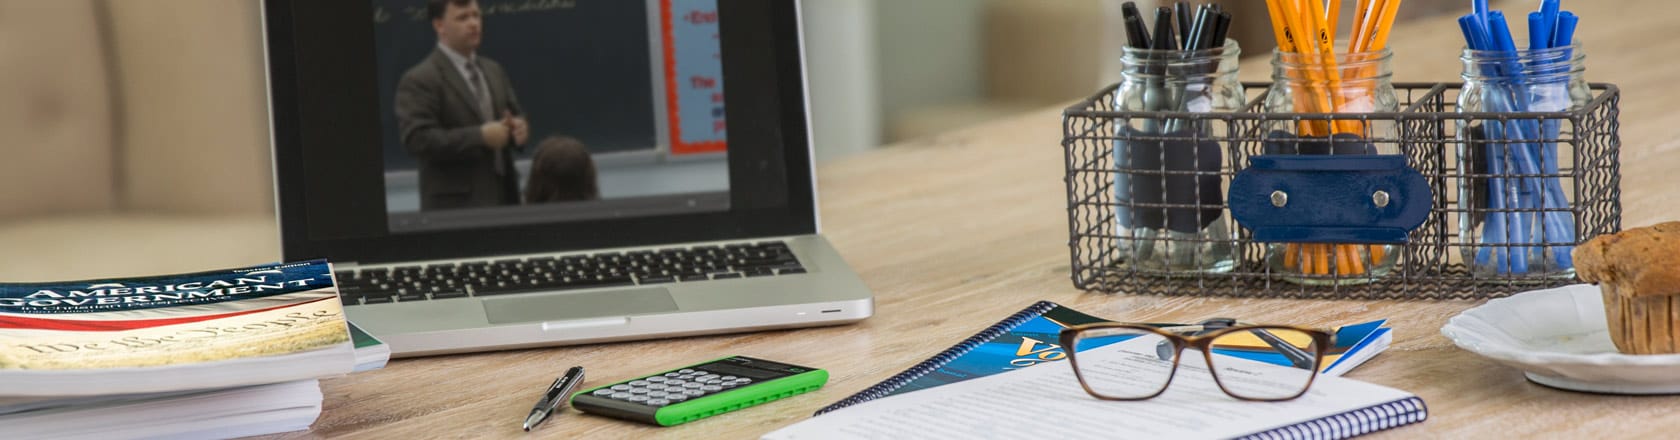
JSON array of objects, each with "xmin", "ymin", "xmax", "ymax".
[
  {"xmin": 1527, "ymin": 12, "xmax": 1548, "ymax": 50},
  {"xmin": 1538, "ymin": 0, "xmax": 1561, "ymax": 47},
  {"xmin": 1488, "ymin": 11, "xmax": 1540, "ymax": 274},
  {"xmin": 1552, "ymin": 11, "xmax": 1578, "ymax": 49},
  {"xmin": 1546, "ymin": 10, "xmax": 1580, "ymax": 268}
]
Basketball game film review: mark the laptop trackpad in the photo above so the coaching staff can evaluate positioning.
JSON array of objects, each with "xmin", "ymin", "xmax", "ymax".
[{"xmin": 481, "ymin": 288, "xmax": 678, "ymax": 324}]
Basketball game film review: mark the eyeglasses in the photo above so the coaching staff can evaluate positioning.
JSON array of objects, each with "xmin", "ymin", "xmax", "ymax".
[{"xmin": 1058, "ymin": 319, "xmax": 1334, "ymax": 401}]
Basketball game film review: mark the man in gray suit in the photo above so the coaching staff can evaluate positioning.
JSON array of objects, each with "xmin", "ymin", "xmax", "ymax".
[{"xmin": 395, "ymin": 0, "xmax": 530, "ymax": 211}]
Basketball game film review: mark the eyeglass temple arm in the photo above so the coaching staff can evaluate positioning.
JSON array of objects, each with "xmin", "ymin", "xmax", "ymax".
[
  {"xmin": 1196, "ymin": 318, "xmax": 1319, "ymax": 370},
  {"xmin": 1249, "ymin": 329, "xmax": 1317, "ymax": 370}
]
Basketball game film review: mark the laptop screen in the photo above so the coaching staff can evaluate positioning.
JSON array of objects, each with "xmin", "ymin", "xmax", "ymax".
[
  {"xmin": 373, "ymin": 0, "xmax": 732, "ymax": 233},
  {"xmin": 267, "ymin": 0, "xmax": 816, "ymax": 263}
]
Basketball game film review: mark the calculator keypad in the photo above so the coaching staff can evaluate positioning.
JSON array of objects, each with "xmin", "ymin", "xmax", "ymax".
[{"xmin": 601, "ymin": 367, "xmax": 752, "ymax": 407}]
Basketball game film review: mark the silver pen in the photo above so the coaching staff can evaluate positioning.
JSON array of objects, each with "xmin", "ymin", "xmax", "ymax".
[{"xmin": 523, "ymin": 366, "xmax": 586, "ymax": 431}]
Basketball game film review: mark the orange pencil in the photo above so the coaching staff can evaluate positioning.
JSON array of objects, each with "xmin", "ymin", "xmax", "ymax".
[
  {"xmin": 1366, "ymin": 0, "xmax": 1404, "ymax": 52},
  {"xmin": 1326, "ymin": 0, "xmax": 1342, "ymax": 41},
  {"xmin": 1264, "ymin": 0, "xmax": 1298, "ymax": 53},
  {"xmin": 1350, "ymin": 0, "xmax": 1382, "ymax": 52}
]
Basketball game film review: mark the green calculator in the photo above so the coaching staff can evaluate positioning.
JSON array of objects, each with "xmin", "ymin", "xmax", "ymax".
[{"xmin": 570, "ymin": 355, "xmax": 827, "ymax": 427}]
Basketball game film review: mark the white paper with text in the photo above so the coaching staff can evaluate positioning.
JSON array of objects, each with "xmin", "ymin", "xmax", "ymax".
[{"xmin": 767, "ymin": 337, "xmax": 1418, "ymax": 440}]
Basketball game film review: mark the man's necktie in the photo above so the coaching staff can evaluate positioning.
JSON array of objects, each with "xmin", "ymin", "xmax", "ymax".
[{"xmin": 466, "ymin": 61, "xmax": 505, "ymax": 175}]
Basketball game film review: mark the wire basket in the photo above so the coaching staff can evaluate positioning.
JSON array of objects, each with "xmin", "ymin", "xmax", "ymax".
[{"xmin": 1061, "ymin": 82, "xmax": 1621, "ymax": 300}]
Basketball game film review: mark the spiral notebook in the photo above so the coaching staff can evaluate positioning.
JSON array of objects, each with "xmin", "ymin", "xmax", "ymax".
[
  {"xmin": 816, "ymin": 300, "xmax": 1392, "ymax": 415},
  {"xmin": 773, "ymin": 318, "xmax": 1426, "ymax": 440}
]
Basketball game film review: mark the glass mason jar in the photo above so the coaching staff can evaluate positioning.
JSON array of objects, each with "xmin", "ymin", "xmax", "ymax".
[
  {"xmin": 1111, "ymin": 40, "xmax": 1243, "ymax": 275},
  {"xmin": 1456, "ymin": 43, "xmax": 1588, "ymax": 278},
  {"xmin": 1260, "ymin": 49, "xmax": 1401, "ymax": 285}
]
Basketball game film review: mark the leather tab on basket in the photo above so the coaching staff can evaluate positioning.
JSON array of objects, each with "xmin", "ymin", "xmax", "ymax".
[{"xmin": 1229, "ymin": 154, "xmax": 1431, "ymax": 244}]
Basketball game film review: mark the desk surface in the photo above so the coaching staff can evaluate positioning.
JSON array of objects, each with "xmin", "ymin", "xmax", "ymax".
[{"xmin": 292, "ymin": 1, "xmax": 1680, "ymax": 438}]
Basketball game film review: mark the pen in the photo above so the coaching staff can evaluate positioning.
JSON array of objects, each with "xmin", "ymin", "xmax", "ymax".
[
  {"xmin": 523, "ymin": 366, "xmax": 586, "ymax": 431},
  {"xmin": 1121, "ymin": 2, "xmax": 1151, "ymax": 50}
]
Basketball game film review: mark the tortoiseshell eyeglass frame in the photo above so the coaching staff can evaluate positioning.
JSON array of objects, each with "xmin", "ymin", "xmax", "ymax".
[{"xmin": 1058, "ymin": 322, "xmax": 1335, "ymax": 401}]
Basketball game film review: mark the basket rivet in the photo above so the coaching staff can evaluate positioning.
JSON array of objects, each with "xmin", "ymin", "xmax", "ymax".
[
  {"xmin": 1270, "ymin": 190, "xmax": 1288, "ymax": 207},
  {"xmin": 1373, "ymin": 191, "xmax": 1391, "ymax": 208}
]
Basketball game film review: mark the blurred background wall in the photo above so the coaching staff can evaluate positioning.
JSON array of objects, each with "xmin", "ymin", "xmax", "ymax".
[{"xmin": 0, "ymin": 0, "xmax": 1462, "ymax": 279}]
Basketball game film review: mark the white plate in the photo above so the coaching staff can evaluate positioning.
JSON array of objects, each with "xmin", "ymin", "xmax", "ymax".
[{"xmin": 1441, "ymin": 284, "xmax": 1680, "ymax": 394}]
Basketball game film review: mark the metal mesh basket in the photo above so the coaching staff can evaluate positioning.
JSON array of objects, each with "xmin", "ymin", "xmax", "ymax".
[{"xmin": 1061, "ymin": 82, "xmax": 1621, "ymax": 300}]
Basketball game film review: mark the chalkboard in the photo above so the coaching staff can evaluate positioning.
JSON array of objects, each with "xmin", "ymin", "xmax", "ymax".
[{"xmin": 373, "ymin": 0, "xmax": 658, "ymax": 170}]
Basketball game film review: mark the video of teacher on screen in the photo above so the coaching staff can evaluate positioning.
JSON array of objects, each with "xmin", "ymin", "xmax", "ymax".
[{"xmin": 372, "ymin": 0, "xmax": 729, "ymax": 233}]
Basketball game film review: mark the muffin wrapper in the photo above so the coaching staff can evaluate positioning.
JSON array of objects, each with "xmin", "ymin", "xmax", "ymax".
[{"xmin": 1604, "ymin": 285, "xmax": 1680, "ymax": 354}]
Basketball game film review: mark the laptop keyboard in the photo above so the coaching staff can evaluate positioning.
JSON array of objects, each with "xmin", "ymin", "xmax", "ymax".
[{"xmin": 333, "ymin": 241, "xmax": 806, "ymax": 306}]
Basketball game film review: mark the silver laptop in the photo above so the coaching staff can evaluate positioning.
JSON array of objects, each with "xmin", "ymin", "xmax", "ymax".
[{"xmin": 262, "ymin": 0, "xmax": 871, "ymax": 357}]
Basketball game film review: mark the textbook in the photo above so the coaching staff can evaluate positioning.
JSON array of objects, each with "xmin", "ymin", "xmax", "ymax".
[
  {"xmin": 817, "ymin": 301, "xmax": 1391, "ymax": 415},
  {"xmin": 0, "ymin": 260, "xmax": 356, "ymax": 397},
  {"xmin": 0, "ymin": 379, "xmax": 324, "ymax": 440},
  {"xmin": 350, "ymin": 321, "xmax": 391, "ymax": 373},
  {"xmin": 768, "ymin": 334, "xmax": 1426, "ymax": 440}
]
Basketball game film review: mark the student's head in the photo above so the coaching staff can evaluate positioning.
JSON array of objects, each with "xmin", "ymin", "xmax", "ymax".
[
  {"xmin": 429, "ymin": 0, "xmax": 482, "ymax": 55},
  {"xmin": 525, "ymin": 136, "xmax": 601, "ymax": 204}
]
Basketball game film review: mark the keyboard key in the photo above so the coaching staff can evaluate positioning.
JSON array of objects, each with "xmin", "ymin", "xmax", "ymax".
[
  {"xmin": 638, "ymin": 275, "xmax": 676, "ymax": 284},
  {"xmin": 395, "ymin": 292, "xmax": 427, "ymax": 302},
  {"xmin": 778, "ymin": 267, "xmax": 807, "ymax": 275},
  {"xmin": 339, "ymin": 296, "xmax": 361, "ymax": 306},
  {"xmin": 431, "ymin": 289, "xmax": 468, "ymax": 299},
  {"xmin": 363, "ymin": 296, "xmax": 394, "ymax": 305},
  {"xmin": 711, "ymin": 272, "xmax": 744, "ymax": 279}
]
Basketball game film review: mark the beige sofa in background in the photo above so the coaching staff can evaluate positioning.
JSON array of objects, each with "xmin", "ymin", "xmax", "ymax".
[{"xmin": 0, "ymin": 1, "xmax": 278, "ymax": 281}]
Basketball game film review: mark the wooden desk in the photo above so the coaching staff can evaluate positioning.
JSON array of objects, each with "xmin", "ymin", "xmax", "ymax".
[{"xmin": 295, "ymin": 1, "xmax": 1680, "ymax": 438}]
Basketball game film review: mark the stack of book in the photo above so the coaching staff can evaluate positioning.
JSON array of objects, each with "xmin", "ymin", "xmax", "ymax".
[{"xmin": 0, "ymin": 261, "xmax": 388, "ymax": 440}]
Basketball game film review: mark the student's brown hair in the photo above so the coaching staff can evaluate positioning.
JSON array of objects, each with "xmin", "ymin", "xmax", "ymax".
[{"xmin": 524, "ymin": 136, "xmax": 600, "ymax": 204}]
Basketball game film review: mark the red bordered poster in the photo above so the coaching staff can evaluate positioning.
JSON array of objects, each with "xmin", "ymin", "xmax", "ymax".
[{"xmin": 661, "ymin": 0, "xmax": 728, "ymax": 155}]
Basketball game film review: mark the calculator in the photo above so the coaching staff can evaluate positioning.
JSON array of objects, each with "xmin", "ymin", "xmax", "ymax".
[{"xmin": 570, "ymin": 355, "xmax": 828, "ymax": 427}]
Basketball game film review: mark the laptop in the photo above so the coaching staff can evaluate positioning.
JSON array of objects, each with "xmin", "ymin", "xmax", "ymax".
[{"xmin": 262, "ymin": 0, "xmax": 872, "ymax": 357}]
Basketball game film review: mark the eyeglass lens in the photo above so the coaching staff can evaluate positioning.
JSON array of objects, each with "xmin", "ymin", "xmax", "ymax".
[
  {"xmin": 1203, "ymin": 327, "xmax": 1321, "ymax": 400},
  {"xmin": 1068, "ymin": 327, "xmax": 1178, "ymax": 398}
]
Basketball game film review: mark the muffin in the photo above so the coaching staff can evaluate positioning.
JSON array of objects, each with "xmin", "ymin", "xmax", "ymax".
[{"xmin": 1573, "ymin": 222, "xmax": 1680, "ymax": 354}]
